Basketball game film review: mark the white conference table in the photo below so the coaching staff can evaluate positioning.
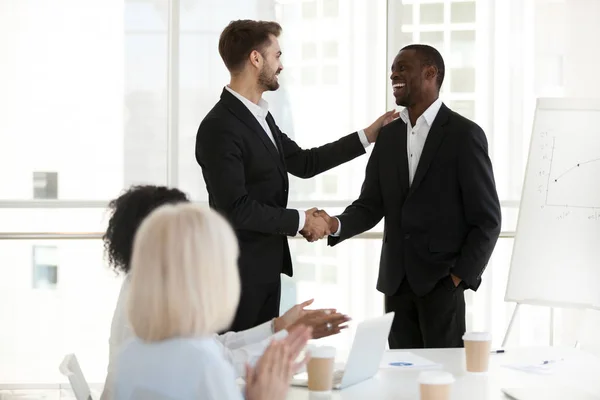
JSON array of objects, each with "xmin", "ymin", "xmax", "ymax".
[
  {"xmin": 285, "ymin": 346, "xmax": 600, "ymax": 400},
  {"xmin": 1, "ymin": 347, "xmax": 599, "ymax": 400}
]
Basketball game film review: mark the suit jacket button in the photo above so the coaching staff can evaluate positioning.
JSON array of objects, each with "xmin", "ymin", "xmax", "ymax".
[{"xmin": 404, "ymin": 234, "xmax": 411, "ymax": 239}]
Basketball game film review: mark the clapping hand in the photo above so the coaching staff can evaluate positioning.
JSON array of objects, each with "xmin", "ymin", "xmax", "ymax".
[
  {"xmin": 274, "ymin": 298, "xmax": 351, "ymax": 339},
  {"xmin": 245, "ymin": 326, "xmax": 312, "ymax": 400},
  {"xmin": 288, "ymin": 310, "xmax": 350, "ymax": 339}
]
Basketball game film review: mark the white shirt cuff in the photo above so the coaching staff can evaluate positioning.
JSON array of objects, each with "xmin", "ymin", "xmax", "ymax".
[
  {"xmin": 357, "ymin": 129, "xmax": 370, "ymax": 148},
  {"xmin": 297, "ymin": 209, "xmax": 305, "ymax": 233},
  {"xmin": 331, "ymin": 217, "xmax": 342, "ymax": 237}
]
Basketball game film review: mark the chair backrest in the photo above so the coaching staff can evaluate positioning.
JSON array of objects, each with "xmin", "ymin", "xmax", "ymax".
[{"xmin": 59, "ymin": 354, "xmax": 93, "ymax": 400}]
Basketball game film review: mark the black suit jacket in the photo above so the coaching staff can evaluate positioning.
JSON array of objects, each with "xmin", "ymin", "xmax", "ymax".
[
  {"xmin": 329, "ymin": 104, "xmax": 501, "ymax": 296},
  {"xmin": 196, "ymin": 88, "xmax": 366, "ymax": 284}
]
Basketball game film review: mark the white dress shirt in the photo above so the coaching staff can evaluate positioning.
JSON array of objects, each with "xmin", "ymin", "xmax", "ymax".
[
  {"xmin": 225, "ymin": 86, "xmax": 370, "ymax": 233},
  {"xmin": 101, "ymin": 275, "xmax": 287, "ymax": 399},
  {"xmin": 402, "ymin": 98, "xmax": 443, "ymax": 185},
  {"xmin": 114, "ymin": 336, "xmax": 244, "ymax": 400},
  {"xmin": 332, "ymin": 98, "xmax": 443, "ymax": 236},
  {"xmin": 225, "ymin": 86, "xmax": 278, "ymax": 149}
]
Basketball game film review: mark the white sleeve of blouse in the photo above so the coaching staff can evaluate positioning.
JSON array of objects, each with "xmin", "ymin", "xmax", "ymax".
[
  {"xmin": 101, "ymin": 277, "xmax": 133, "ymax": 400},
  {"xmin": 215, "ymin": 328, "xmax": 289, "ymax": 378},
  {"xmin": 214, "ymin": 321, "xmax": 274, "ymax": 349}
]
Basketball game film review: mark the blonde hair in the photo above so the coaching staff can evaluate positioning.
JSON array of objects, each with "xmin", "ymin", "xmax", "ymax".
[{"xmin": 127, "ymin": 203, "xmax": 240, "ymax": 341}]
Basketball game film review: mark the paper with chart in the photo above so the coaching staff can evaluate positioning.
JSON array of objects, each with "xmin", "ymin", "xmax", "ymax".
[
  {"xmin": 505, "ymin": 98, "xmax": 600, "ymax": 310},
  {"xmin": 379, "ymin": 351, "xmax": 441, "ymax": 369}
]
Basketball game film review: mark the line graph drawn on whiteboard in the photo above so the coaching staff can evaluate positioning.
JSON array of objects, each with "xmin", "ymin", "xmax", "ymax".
[
  {"xmin": 537, "ymin": 130, "xmax": 600, "ymax": 219},
  {"xmin": 504, "ymin": 99, "xmax": 600, "ymax": 338}
]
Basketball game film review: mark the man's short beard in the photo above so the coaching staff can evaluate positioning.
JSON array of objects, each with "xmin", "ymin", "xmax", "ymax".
[{"xmin": 258, "ymin": 66, "xmax": 279, "ymax": 91}]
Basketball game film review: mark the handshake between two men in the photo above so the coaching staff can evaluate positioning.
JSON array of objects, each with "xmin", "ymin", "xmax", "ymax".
[{"xmin": 299, "ymin": 208, "xmax": 337, "ymax": 242}]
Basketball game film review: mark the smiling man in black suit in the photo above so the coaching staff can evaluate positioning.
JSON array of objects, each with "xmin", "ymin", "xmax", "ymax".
[
  {"xmin": 195, "ymin": 19, "xmax": 397, "ymax": 332},
  {"xmin": 317, "ymin": 44, "xmax": 501, "ymax": 349}
]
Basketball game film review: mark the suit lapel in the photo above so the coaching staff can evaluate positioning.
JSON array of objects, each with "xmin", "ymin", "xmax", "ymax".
[
  {"xmin": 394, "ymin": 120, "xmax": 410, "ymax": 193},
  {"xmin": 266, "ymin": 113, "xmax": 285, "ymax": 161},
  {"xmin": 220, "ymin": 89, "xmax": 285, "ymax": 176},
  {"xmin": 409, "ymin": 104, "xmax": 451, "ymax": 195}
]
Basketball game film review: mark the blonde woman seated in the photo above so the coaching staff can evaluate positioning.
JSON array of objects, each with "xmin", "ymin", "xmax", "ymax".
[
  {"xmin": 114, "ymin": 202, "xmax": 312, "ymax": 399},
  {"xmin": 102, "ymin": 186, "xmax": 349, "ymax": 399}
]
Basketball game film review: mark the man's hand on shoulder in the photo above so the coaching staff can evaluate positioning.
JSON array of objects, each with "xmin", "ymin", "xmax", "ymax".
[{"xmin": 364, "ymin": 110, "xmax": 400, "ymax": 143}]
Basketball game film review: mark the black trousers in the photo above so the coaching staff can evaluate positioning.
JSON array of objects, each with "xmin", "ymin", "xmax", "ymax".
[
  {"xmin": 227, "ymin": 280, "xmax": 281, "ymax": 332},
  {"xmin": 385, "ymin": 276, "xmax": 466, "ymax": 349}
]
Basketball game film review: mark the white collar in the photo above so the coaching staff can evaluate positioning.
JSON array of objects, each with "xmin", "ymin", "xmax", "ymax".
[
  {"xmin": 225, "ymin": 86, "xmax": 269, "ymax": 119},
  {"xmin": 399, "ymin": 97, "xmax": 443, "ymax": 127}
]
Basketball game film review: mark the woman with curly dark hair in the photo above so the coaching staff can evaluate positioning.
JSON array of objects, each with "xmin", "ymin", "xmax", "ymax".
[
  {"xmin": 100, "ymin": 185, "xmax": 349, "ymax": 399},
  {"xmin": 103, "ymin": 185, "xmax": 189, "ymax": 275},
  {"xmin": 101, "ymin": 185, "xmax": 189, "ymax": 400}
]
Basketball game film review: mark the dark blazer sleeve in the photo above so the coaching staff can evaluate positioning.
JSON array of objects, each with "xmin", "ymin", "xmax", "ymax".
[
  {"xmin": 271, "ymin": 116, "xmax": 366, "ymax": 179},
  {"xmin": 328, "ymin": 138, "xmax": 385, "ymax": 246},
  {"xmin": 452, "ymin": 126, "xmax": 502, "ymax": 289},
  {"xmin": 196, "ymin": 119, "xmax": 299, "ymax": 236}
]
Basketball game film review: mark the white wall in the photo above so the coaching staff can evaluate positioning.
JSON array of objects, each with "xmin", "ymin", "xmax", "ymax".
[
  {"xmin": 558, "ymin": 0, "xmax": 600, "ymax": 349},
  {"xmin": 564, "ymin": 0, "xmax": 600, "ymax": 98},
  {"xmin": 502, "ymin": 0, "xmax": 600, "ymax": 348}
]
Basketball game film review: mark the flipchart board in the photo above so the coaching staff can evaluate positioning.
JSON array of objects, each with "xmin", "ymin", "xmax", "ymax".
[{"xmin": 505, "ymin": 98, "xmax": 600, "ymax": 310}]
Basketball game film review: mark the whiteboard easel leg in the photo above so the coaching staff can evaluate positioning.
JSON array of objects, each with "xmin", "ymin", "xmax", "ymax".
[
  {"xmin": 502, "ymin": 303, "xmax": 521, "ymax": 347},
  {"xmin": 550, "ymin": 307, "xmax": 555, "ymax": 346},
  {"xmin": 574, "ymin": 309, "xmax": 588, "ymax": 349}
]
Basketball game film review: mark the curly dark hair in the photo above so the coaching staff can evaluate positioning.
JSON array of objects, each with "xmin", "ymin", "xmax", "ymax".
[{"xmin": 103, "ymin": 185, "xmax": 189, "ymax": 274}]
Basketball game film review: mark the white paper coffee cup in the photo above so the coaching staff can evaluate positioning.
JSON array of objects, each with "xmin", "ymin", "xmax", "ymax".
[
  {"xmin": 462, "ymin": 332, "xmax": 492, "ymax": 342},
  {"xmin": 307, "ymin": 346, "xmax": 336, "ymax": 392},
  {"xmin": 418, "ymin": 371, "xmax": 454, "ymax": 400},
  {"xmin": 462, "ymin": 331, "xmax": 492, "ymax": 373},
  {"xmin": 310, "ymin": 345, "xmax": 336, "ymax": 359}
]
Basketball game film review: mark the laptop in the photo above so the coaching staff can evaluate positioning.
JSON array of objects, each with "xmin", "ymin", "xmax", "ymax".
[
  {"xmin": 291, "ymin": 312, "xmax": 394, "ymax": 390},
  {"xmin": 502, "ymin": 387, "xmax": 600, "ymax": 400}
]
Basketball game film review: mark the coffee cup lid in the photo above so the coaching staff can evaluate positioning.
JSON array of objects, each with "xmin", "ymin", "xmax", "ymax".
[
  {"xmin": 462, "ymin": 331, "xmax": 492, "ymax": 341},
  {"xmin": 309, "ymin": 345, "xmax": 336, "ymax": 358},
  {"xmin": 418, "ymin": 371, "xmax": 455, "ymax": 385}
]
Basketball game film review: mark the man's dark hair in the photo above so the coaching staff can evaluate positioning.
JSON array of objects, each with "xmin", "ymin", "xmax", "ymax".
[
  {"xmin": 218, "ymin": 19, "xmax": 282, "ymax": 73},
  {"xmin": 401, "ymin": 44, "xmax": 445, "ymax": 90},
  {"xmin": 103, "ymin": 185, "xmax": 189, "ymax": 274}
]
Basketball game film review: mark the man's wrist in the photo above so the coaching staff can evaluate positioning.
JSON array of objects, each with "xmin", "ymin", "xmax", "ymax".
[
  {"xmin": 273, "ymin": 317, "xmax": 285, "ymax": 333},
  {"xmin": 363, "ymin": 127, "xmax": 374, "ymax": 143},
  {"xmin": 330, "ymin": 217, "xmax": 339, "ymax": 234},
  {"xmin": 329, "ymin": 217, "xmax": 341, "ymax": 237},
  {"xmin": 297, "ymin": 209, "xmax": 306, "ymax": 233},
  {"xmin": 357, "ymin": 129, "xmax": 371, "ymax": 147}
]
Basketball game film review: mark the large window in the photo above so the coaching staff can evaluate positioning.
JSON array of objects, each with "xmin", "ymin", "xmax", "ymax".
[
  {"xmin": 2, "ymin": 0, "xmax": 600, "ymax": 385},
  {"xmin": 0, "ymin": 0, "xmax": 386, "ymax": 383}
]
